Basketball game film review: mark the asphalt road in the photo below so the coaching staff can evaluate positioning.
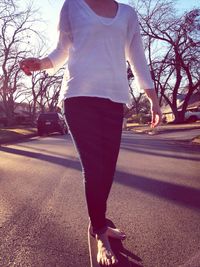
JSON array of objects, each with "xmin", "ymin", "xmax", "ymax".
[{"xmin": 0, "ymin": 131, "xmax": 200, "ymax": 267}]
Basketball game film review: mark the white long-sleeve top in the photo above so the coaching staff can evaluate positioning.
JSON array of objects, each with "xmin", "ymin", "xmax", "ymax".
[{"xmin": 48, "ymin": 0, "xmax": 154, "ymax": 104}]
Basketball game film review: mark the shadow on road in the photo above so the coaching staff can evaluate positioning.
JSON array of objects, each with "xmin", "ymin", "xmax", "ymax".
[
  {"xmin": 115, "ymin": 170, "xmax": 200, "ymax": 211},
  {"xmin": 120, "ymin": 134, "xmax": 200, "ymax": 162},
  {"xmin": 0, "ymin": 145, "xmax": 82, "ymax": 171},
  {"xmin": 1, "ymin": 144, "xmax": 200, "ymax": 212},
  {"xmin": 106, "ymin": 219, "xmax": 144, "ymax": 267}
]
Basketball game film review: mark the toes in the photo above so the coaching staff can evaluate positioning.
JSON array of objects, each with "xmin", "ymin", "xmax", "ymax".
[
  {"xmin": 105, "ymin": 252, "xmax": 112, "ymax": 266},
  {"xmin": 102, "ymin": 258, "xmax": 106, "ymax": 266},
  {"xmin": 107, "ymin": 227, "xmax": 126, "ymax": 240},
  {"xmin": 106, "ymin": 258, "xmax": 112, "ymax": 266},
  {"xmin": 118, "ymin": 228, "xmax": 126, "ymax": 236},
  {"xmin": 97, "ymin": 255, "xmax": 108, "ymax": 266},
  {"xmin": 97, "ymin": 253, "xmax": 102, "ymax": 265},
  {"xmin": 105, "ymin": 256, "xmax": 115, "ymax": 266},
  {"xmin": 107, "ymin": 253, "xmax": 118, "ymax": 266},
  {"xmin": 117, "ymin": 229, "xmax": 126, "ymax": 240},
  {"xmin": 121, "ymin": 233, "xmax": 126, "ymax": 240},
  {"xmin": 97, "ymin": 253, "xmax": 117, "ymax": 266},
  {"xmin": 112, "ymin": 256, "xmax": 118, "ymax": 265}
]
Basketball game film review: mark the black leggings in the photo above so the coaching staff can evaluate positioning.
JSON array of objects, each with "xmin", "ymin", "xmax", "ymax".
[{"xmin": 64, "ymin": 97, "xmax": 123, "ymax": 234}]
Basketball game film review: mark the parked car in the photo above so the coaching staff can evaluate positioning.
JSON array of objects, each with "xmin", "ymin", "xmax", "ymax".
[
  {"xmin": 185, "ymin": 110, "xmax": 200, "ymax": 123},
  {"xmin": 37, "ymin": 112, "xmax": 68, "ymax": 136}
]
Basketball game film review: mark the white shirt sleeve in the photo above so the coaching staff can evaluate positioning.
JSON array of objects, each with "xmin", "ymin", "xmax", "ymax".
[
  {"xmin": 126, "ymin": 8, "xmax": 154, "ymax": 91},
  {"xmin": 47, "ymin": 0, "xmax": 72, "ymax": 74}
]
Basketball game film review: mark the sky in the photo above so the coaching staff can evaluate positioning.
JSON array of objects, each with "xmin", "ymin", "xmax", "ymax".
[{"xmin": 32, "ymin": 0, "xmax": 199, "ymax": 51}]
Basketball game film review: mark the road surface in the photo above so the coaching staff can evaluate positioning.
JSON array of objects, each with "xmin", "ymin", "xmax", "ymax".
[{"xmin": 0, "ymin": 132, "xmax": 200, "ymax": 267}]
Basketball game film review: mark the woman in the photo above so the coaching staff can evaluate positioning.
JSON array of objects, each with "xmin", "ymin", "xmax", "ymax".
[{"xmin": 20, "ymin": 0, "xmax": 162, "ymax": 265}]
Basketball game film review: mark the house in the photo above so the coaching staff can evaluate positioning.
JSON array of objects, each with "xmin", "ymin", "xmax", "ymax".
[
  {"xmin": 14, "ymin": 102, "xmax": 30, "ymax": 116},
  {"xmin": 0, "ymin": 101, "xmax": 31, "ymax": 126},
  {"xmin": 162, "ymin": 92, "xmax": 200, "ymax": 122}
]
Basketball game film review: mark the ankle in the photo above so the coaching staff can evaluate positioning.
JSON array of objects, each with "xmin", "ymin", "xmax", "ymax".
[{"xmin": 96, "ymin": 232, "xmax": 107, "ymax": 240}]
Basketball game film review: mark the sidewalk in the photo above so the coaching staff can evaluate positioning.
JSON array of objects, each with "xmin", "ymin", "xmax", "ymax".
[
  {"xmin": 1, "ymin": 123, "xmax": 200, "ymax": 145},
  {"xmin": 126, "ymin": 122, "xmax": 200, "ymax": 144},
  {"xmin": 0, "ymin": 126, "xmax": 37, "ymax": 145}
]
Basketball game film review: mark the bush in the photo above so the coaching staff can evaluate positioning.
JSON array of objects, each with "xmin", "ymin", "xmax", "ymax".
[
  {"xmin": 0, "ymin": 117, "xmax": 8, "ymax": 127},
  {"xmin": 14, "ymin": 115, "xmax": 33, "ymax": 126},
  {"xmin": 127, "ymin": 114, "xmax": 140, "ymax": 123},
  {"xmin": 140, "ymin": 114, "xmax": 151, "ymax": 124},
  {"xmin": 127, "ymin": 114, "xmax": 151, "ymax": 124}
]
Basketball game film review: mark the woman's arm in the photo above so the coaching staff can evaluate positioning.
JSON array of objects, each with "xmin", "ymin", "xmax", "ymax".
[
  {"xmin": 19, "ymin": 1, "xmax": 71, "ymax": 75},
  {"xmin": 19, "ymin": 30, "xmax": 70, "ymax": 75},
  {"xmin": 126, "ymin": 8, "xmax": 162, "ymax": 127},
  {"xmin": 126, "ymin": 9, "xmax": 154, "ymax": 92},
  {"xmin": 40, "ymin": 57, "xmax": 53, "ymax": 70},
  {"xmin": 144, "ymin": 89, "xmax": 162, "ymax": 128}
]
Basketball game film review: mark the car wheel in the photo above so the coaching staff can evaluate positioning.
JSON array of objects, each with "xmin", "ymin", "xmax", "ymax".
[{"xmin": 187, "ymin": 116, "xmax": 198, "ymax": 123}]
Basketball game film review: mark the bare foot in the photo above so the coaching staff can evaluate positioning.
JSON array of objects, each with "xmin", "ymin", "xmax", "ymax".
[
  {"xmin": 106, "ymin": 227, "xmax": 126, "ymax": 240},
  {"xmin": 96, "ymin": 232, "xmax": 118, "ymax": 266}
]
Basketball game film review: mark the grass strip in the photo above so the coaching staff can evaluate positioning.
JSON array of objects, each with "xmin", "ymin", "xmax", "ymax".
[{"xmin": 0, "ymin": 127, "xmax": 37, "ymax": 144}]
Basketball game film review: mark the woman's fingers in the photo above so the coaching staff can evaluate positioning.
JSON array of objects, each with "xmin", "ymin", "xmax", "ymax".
[
  {"xmin": 151, "ymin": 113, "xmax": 160, "ymax": 128},
  {"xmin": 19, "ymin": 58, "xmax": 41, "ymax": 75},
  {"xmin": 19, "ymin": 61, "xmax": 32, "ymax": 76},
  {"xmin": 151, "ymin": 107, "xmax": 162, "ymax": 128}
]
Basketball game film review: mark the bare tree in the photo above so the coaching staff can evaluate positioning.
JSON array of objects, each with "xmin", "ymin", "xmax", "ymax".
[
  {"xmin": 0, "ymin": 0, "xmax": 15, "ymax": 20},
  {"xmin": 124, "ymin": 61, "xmax": 150, "ymax": 121},
  {"xmin": 0, "ymin": 0, "xmax": 45, "ymax": 125},
  {"xmin": 132, "ymin": 0, "xmax": 200, "ymax": 122},
  {"xmin": 21, "ymin": 68, "xmax": 63, "ymax": 123},
  {"xmin": 43, "ymin": 76, "xmax": 63, "ymax": 112}
]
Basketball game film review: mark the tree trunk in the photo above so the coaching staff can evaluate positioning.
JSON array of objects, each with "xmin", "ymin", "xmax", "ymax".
[{"xmin": 173, "ymin": 110, "xmax": 185, "ymax": 123}]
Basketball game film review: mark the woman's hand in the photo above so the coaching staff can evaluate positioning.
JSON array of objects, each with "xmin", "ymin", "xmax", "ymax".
[
  {"xmin": 19, "ymin": 57, "xmax": 42, "ymax": 76},
  {"xmin": 144, "ymin": 89, "xmax": 162, "ymax": 128},
  {"xmin": 151, "ymin": 102, "xmax": 162, "ymax": 128}
]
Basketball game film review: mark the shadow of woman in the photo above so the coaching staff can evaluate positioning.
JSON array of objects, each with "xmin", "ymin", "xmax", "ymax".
[{"xmin": 106, "ymin": 219, "xmax": 144, "ymax": 267}]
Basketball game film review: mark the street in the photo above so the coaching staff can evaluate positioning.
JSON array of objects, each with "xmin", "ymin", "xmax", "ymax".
[{"xmin": 0, "ymin": 132, "xmax": 200, "ymax": 267}]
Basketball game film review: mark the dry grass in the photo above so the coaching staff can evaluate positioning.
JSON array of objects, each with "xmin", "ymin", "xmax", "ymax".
[{"xmin": 0, "ymin": 127, "xmax": 37, "ymax": 144}]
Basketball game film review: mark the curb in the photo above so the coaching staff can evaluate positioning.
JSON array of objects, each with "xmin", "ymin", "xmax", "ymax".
[
  {"xmin": 125, "ymin": 126, "xmax": 200, "ymax": 144},
  {"xmin": 128, "ymin": 126, "xmax": 200, "ymax": 134}
]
